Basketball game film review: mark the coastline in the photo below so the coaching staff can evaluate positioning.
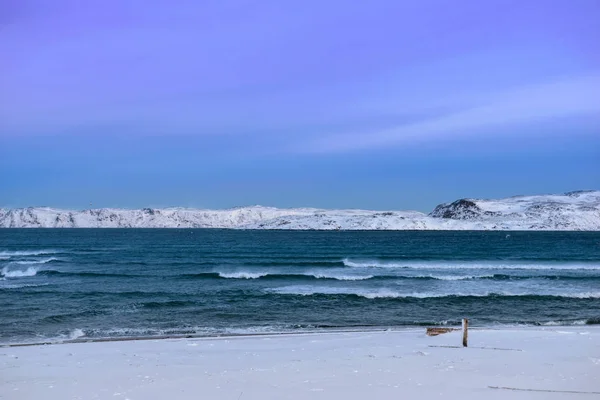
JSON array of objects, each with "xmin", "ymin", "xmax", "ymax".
[
  {"xmin": 2, "ymin": 190, "xmax": 599, "ymax": 230},
  {"xmin": 3, "ymin": 322, "xmax": 598, "ymax": 348},
  {"xmin": 2, "ymin": 326, "xmax": 599, "ymax": 399}
]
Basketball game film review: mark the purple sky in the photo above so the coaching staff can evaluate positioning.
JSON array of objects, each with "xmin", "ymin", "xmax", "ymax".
[{"xmin": 1, "ymin": 0, "xmax": 599, "ymax": 209}]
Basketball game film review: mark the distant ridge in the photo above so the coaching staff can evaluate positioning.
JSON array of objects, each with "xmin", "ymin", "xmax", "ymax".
[{"xmin": 1, "ymin": 191, "xmax": 599, "ymax": 230}]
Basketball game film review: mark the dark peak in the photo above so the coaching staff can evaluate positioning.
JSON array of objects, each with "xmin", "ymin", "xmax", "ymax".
[{"xmin": 429, "ymin": 198, "xmax": 482, "ymax": 219}]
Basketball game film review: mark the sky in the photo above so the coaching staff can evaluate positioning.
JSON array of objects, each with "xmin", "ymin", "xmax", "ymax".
[{"xmin": 1, "ymin": 0, "xmax": 599, "ymax": 211}]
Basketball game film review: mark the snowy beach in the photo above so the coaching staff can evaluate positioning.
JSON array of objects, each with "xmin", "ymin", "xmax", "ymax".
[{"xmin": 2, "ymin": 327, "xmax": 599, "ymax": 399}]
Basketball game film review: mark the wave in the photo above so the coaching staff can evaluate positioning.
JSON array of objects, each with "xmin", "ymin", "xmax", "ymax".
[
  {"xmin": 181, "ymin": 271, "xmax": 375, "ymax": 281},
  {"xmin": 86, "ymin": 259, "xmax": 347, "ymax": 268},
  {"xmin": 69, "ymin": 329, "xmax": 85, "ymax": 340},
  {"xmin": 343, "ymin": 259, "xmax": 600, "ymax": 270},
  {"xmin": 537, "ymin": 320, "xmax": 589, "ymax": 326},
  {"xmin": 218, "ymin": 272, "xmax": 269, "ymax": 279},
  {"xmin": 407, "ymin": 274, "xmax": 600, "ymax": 281},
  {"xmin": 34, "ymin": 269, "xmax": 597, "ymax": 282},
  {"xmin": 39, "ymin": 270, "xmax": 143, "ymax": 278},
  {"xmin": 267, "ymin": 286, "xmax": 600, "ymax": 299},
  {"xmin": 0, "ymin": 283, "xmax": 49, "ymax": 289},
  {"xmin": 16, "ymin": 318, "xmax": 600, "ymax": 345},
  {"xmin": 9, "ymin": 266, "xmax": 597, "ymax": 284},
  {"xmin": 243, "ymin": 260, "xmax": 347, "ymax": 267},
  {"xmin": 0, "ymin": 250, "xmax": 60, "ymax": 258},
  {"xmin": 55, "ymin": 325, "xmax": 299, "ymax": 341},
  {"xmin": 183, "ymin": 271, "xmax": 598, "ymax": 282},
  {"xmin": 12, "ymin": 257, "xmax": 59, "ymax": 265},
  {"xmin": 414, "ymin": 274, "xmax": 494, "ymax": 281},
  {"xmin": 42, "ymin": 309, "xmax": 109, "ymax": 323},
  {"xmin": 1, "ymin": 266, "xmax": 38, "ymax": 277},
  {"xmin": 311, "ymin": 273, "xmax": 374, "ymax": 281}
]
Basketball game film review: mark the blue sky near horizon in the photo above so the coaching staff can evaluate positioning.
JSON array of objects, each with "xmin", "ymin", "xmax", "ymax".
[{"xmin": 1, "ymin": 0, "xmax": 599, "ymax": 211}]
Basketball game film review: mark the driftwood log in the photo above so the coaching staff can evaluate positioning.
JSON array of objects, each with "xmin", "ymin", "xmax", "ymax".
[{"xmin": 425, "ymin": 328, "xmax": 459, "ymax": 336}]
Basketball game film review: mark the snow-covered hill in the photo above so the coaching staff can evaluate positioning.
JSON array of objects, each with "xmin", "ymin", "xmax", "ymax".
[
  {"xmin": 1, "ymin": 191, "xmax": 599, "ymax": 230},
  {"xmin": 428, "ymin": 190, "xmax": 600, "ymax": 230}
]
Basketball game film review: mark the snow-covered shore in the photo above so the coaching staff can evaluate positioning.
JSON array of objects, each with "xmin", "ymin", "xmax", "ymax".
[
  {"xmin": 1, "ymin": 327, "xmax": 598, "ymax": 399},
  {"xmin": 1, "ymin": 190, "xmax": 599, "ymax": 230}
]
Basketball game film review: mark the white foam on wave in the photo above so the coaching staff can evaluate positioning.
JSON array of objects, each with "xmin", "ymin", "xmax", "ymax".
[
  {"xmin": 343, "ymin": 258, "xmax": 600, "ymax": 270},
  {"xmin": 68, "ymin": 329, "xmax": 85, "ymax": 340},
  {"xmin": 218, "ymin": 272, "xmax": 269, "ymax": 279},
  {"xmin": 408, "ymin": 274, "xmax": 495, "ymax": 281},
  {"xmin": 540, "ymin": 320, "xmax": 588, "ymax": 326},
  {"xmin": 0, "ymin": 283, "xmax": 48, "ymax": 289},
  {"xmin": 565, "ymin": 292, "xmax": 600, "ymax": 299},
  {"xmin": 12, "ymin": 257, "xmax": 58, "ymax": 265},
  {"xmin": 311, "ymin": 273, "xmax": 374, "ymax": 281},
  {"xmin": 268, "ymin": 286, "xmax": 445, "ymax": 298},
  {"xmin": 0, "ymin": 250, "xmax": 59, "ymax": 258},
  {"xmin": 55, "ymin": 325, "xmax": 294, "ymax": 341},
  {"xmin": 216, "ymin": 271, "xmax": 374, "ymax": 281},
  {"xmin": 1, "ymin": 266, "xmax": 38, "ymax": 277},
  {"xmin": 267, "ymin": 285, "xmax": 600, "ymax": 299}
]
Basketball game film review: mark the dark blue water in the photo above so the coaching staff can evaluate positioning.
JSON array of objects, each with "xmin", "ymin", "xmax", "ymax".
[{"xmin": 1, "ymin": 229, "xmax": 599, "ymax": 344}]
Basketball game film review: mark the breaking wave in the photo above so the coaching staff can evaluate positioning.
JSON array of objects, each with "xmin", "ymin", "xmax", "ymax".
[
  {"xmin": 201, "ymin": 271, "xmax": 374, "ymax": 281},
  {"xmin": 0, "ymin": 283, "xmax": 49, "ymax": 289},
  {"xmin": 267, "ymin": 286, "xmax": 600, "ymax": 299},
  {"xmin": 13, "ymin": 269, "xmax": 599, "ymax": 282},
  {"xmin": 310, "ymin": 273, "xmax": 374, "ymax": 281},
  {"xmin": 12, "ymin": 257, "xmax": 59, "ymax": 265},
  {"xmin": 399, "ymin": 274, "xmax": 600, "ymax": 281},
  {"xmin": 343, "ymin": 259, "xmax": 600, "ymax": 270},
  {"xmin": 1, "ymin": 266, "xmax": 38, "ymax": 278},
  {"xmin": 218, "ymin": 272, "xmax": 269, "ymax": 279},
  {"xmin": 242, "ymin": 260, "xmax": 346, "ymax": 267},
  {"xmin": 0, "ymin": 250, "xmax": 60, "ymax": 258}
]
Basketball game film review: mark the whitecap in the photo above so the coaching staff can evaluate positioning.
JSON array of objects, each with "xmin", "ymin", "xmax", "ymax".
[
  {"xmin": 1, "ymin": 266, "xmax": 38, "ymax": 278},
  {"xmin": 266, "ymin": 286, "xmax": 600, "ymax": 299},
  {"xmin": 0, "ymin": 283, "xmax": 48, "ymax": 289},
  {"xmin": 0, "ymin": 250, "xmax": 59, "ymax": 258},
  {"xmin": 342, "ymin": 258, "xmax": 600, "ymax": 270},
  {"xmin": 69, "ymin": 329, "xmax": 85, "ymax": 340},
  {"xmin": 267, "ymin": 286, "xmax": 431, "ymax": 299},
  {"xmin": 310, "ymin": 273, "xmax": 374, "ymax": 281},
  {"xmin": 540, "ymin": 320, "xmax": 588, "ymax": 326},
  {"xmin": 12, "ymin": 257, "xmax": 58, "ymax": 265},
  {"xmin": 218, "ymin": 272, "xmax": 269, "ymax": 279},
  {"xmin": 417, "ymin": 274, "xmax": 494, "ymax": 281},
  {"xmin": 563, "ymin": 292, "xmax": 600, "ymax": 299}
]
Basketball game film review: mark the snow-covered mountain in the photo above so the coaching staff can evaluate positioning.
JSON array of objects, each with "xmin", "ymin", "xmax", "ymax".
[
  {"xmin": 428, "ymin": 190, "xmax": 600, "ymax": 230},
  {"xmin": 1, "ymin": 191, "xmax": 599, "ymax": 230}
]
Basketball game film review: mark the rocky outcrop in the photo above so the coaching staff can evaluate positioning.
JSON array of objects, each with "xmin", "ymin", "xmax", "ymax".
[{"xmin": 430, "ymin": 199, "xmax": 485, "ymax": 219}]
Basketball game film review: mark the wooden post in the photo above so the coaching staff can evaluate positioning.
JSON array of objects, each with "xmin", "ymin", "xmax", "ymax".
[{"xmin": 462, "ymin": 318, "xmax": 469, "ymax": 347}]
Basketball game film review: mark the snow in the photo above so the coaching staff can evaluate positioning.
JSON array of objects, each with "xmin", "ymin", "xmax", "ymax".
[
  {"xmin": 1, "ymin": 327, "xmax": 599, "ymax": 399},
  {"xmin": 0, "ymin": 191, "xmax": 599, "ymax": 230}
]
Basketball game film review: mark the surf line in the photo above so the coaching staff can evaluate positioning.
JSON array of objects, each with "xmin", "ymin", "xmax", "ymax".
[{"xmin": 489, "ymin": 386, "xmax": 600, "ymax": 395}]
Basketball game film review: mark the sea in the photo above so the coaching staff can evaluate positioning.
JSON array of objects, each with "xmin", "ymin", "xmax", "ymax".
[{"xmin": 1, "ymin": 229, "xmax": 599, "ymax": 344}]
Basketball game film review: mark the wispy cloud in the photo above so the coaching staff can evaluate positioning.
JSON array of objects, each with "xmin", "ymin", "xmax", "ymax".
[{"xmin": 303, "ymin": 74, "xmax": 600, "ymax": 153}]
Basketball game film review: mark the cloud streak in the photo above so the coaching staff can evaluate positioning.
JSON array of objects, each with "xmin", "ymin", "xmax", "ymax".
[{"xmin": 303, "ymin": 74, "xmax": 600, "ymax": 153}]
